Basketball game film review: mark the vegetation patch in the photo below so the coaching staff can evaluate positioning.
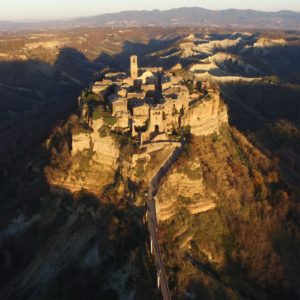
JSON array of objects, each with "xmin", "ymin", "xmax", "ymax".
[
  {"xmin": 104, "ymin": 116, "xmax": 117, "ymax": 126},
  {"xmin": 211, "ymin": 132, "xmax": 219, "ymax": 143},
  {"xmin": 178, "ymin": 195, "xmax": 193, "ymax": 204},
  {"xmin": 177, "ymin": 164, "xmax": 202, "ymax": 180},
  {"xmin": 135, "ymin": 158, "xmax": 148, "ymax": 178},
  {"xmin": 73, "ymin": 148, "xmax": 95, "ymax": 172},
  {"xmin": 98, "ymin": 125, "xmax": 110, "ymax": 137},
  {"xmin": 80, "ymin": 88, "xmax": 100, "ymax": 106},
  {"xmin": 93, "ymin": 106, "xmax": 112, "ymax": 120}
]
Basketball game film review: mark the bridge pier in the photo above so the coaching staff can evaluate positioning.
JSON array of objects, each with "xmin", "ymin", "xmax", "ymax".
[
  {"xmin": 143, "ymin": 211, "xmax": 148, "ymax": 224},
  {"xmin": 150, "ymin": 236, "xmax": 154, "ymax": 255},
  {"xmin": 157, "ymin": 270, "xmax": 161, "ymax": 289},
  {"xmin": 146, "ymin": 143, "xmax": 183, "ymax": 300}
]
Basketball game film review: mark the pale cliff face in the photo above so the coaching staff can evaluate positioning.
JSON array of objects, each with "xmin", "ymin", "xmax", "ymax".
[
  {"xmin": 47, "ymin": 119, "xmax": 119, "ymax": 194},
  {"xmin": 180, "ymin": 37, "xmax": 241, "ymax": 58},
  {"xmin": 155, "ymin": 126, "xmax": 295, "ymax": 298},
  {"xmin": 182, "ymin": 92, "xmax": 228, "ymax": 136},
  {"xmin": 253, "ymin": 37, "xmax": 286, "ymax": 48},
  {"xmin": 156, "ymin": 168, "xmax": 217, "ymax": 222}
]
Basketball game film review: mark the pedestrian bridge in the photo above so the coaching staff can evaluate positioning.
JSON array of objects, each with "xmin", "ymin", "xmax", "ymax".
[{"xmin": 146, "ymin": 142, "xmax": 183, "ymax": 300}]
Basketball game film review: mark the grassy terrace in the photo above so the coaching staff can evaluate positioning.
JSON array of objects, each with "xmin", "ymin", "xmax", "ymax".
[
  {"xmin": 103, "ymin": 116, "xmax": 117, "ymax": 126},
  {"xmin": 93, "ymin": 106, "xmax": 117, "ymax": 126}
]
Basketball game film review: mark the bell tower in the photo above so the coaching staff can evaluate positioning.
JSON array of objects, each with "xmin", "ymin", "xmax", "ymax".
[{"xmin": 130, "ymin": 55, "xmax": 138, "ymax": 80}]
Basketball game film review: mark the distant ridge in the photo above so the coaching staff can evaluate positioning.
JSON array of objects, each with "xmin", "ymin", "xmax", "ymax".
[{"xmin": 1, "ymin": 7, "xmax": 300, "ymax": 31}]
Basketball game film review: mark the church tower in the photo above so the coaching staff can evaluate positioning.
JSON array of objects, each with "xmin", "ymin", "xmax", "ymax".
[{"xmin": 130, "ymin": 55, "xmax": 138, "ymax": 80}]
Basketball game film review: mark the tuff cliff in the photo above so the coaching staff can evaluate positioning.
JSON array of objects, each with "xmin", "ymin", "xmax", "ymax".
[
  {"xmin": 156, "ymin": 127, "xmax": 300, "ymax": 299},
  {"xmin": 41, "ymin": 75, "xmax": 300, "ymax": 300},
  {"xmin": 45, "ymin": 117, "xmax": 119, "ymax": 195},
  {"xmin": 1, "ymin": 114, "xmax": 159, "ymax": 300},
  {"xmin": 182, "ymin": 90, "xmax": 228, "ymax": 136},
  {"xmin": 156, "ymin": 162, "xmax": 217, "ymax": 222}
]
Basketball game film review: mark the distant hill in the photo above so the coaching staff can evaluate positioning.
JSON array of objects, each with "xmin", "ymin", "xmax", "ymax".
[{"xmin": 1, "ymin": 7, "xmax": 300, "ymax": 31}]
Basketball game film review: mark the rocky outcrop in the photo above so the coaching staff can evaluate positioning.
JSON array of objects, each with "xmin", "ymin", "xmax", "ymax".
[
  {"xmin": 182, "ymin": 91, "xmax": 228, "ymax": 136},
  {"xmin": 253, "ymin": 37, "xmax": 286, "ymax": 48},
  {"xmin": 180, "ymin": 37, "xmax": 241, "ymax": 58},
  {"xmin": 250, "ymin": 37, "xmax": 287, "ymax": 55},
  {"xmin": 190, "ymin": 52, "xmax": 261, "ymax": 76},
  {"xmin": 195, "ymin": 71, "xmax": 262, "ymax": 83},
  {"xmin": 156, "ymin": 162, "xmax": 217, "ymax": 222},
  {"xmin": 47, "ymin": 119, "xmax": 119, "ymax": 194}
]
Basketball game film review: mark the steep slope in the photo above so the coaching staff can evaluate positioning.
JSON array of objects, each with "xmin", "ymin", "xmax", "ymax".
[
  {"xmin": 0, "ymin": 27, "xmax": 300, "ymax": 300},
  {"xmin": 0, "ymin": 191, "xmax": 157, "ymax": 300},
  {"xmin": 0, "ymin": 26, "xmax": 182, "ymax": 187},
  {"xmin": 158, "ymin": 127, "xmax": 300, "ymax": 299},
  {"xmin": 46, "ymin": 118, "xmax": 119, "ymax": 194},
  {"xmin": 0, "ymin": 114, "xmax": 160, "ymax": 300}
]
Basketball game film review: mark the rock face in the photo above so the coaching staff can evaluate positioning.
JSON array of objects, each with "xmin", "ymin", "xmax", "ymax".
[
  {"xmin": 190, "ymin": 52, "xmax": 261, "ymax": 76},
  {"xmin": 156, "ymin": 159, "xmax": 217, "ymax": 222},
  {"xmin": 182, "ymin": 91, "xmax": 228, "ymax": 136},
  {"xmin": 194, "ymin": 38, "xmax": 242, "ymax": 54},
  {"xmin": 48, "ymin": 119, "xmax": 119, "ymax": 194},
  {"xmin": 180, "ymin": 38, "xmax": 241, "ymax": 58},
  {"xmin": 156, "ymin": 173, "xmax": 217, "ymax": 222},
  {"xmin": 254, "ymin": 37, "xmax": 286, "ymax": 48},
  {"xmin": 156, "ymin": 126, "xmax": 300, "ymax": 299}
]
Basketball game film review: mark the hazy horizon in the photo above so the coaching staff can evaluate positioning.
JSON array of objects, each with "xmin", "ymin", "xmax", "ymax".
[{"xmin": 1, "ymin": 0, "xmax": 300, "ymax": 22}]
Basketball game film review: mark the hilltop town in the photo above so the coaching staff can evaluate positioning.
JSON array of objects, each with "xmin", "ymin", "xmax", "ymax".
[
  {"xmin": 45, "ymin": 55, "xmax": 229, "ymax": 197},
  {"xmin": 1, "ymin": 21, "xmax": 300, "ymax": 300},
  {"xmin": 79, "ymin": 55, "xmax": 228, "ymax": 143}
]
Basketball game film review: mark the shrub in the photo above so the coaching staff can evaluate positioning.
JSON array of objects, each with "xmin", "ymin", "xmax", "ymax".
[
  {"xmin": 81, "ymin": 89, "xmax": 100, "ymax": 105},
  {"xmin": 115, "ymin": 135, "xmax": 131, "ymax": 149},
  {"xmin": 92, "ymin": 106, "xmax": 111, "ymax": 120},
  {"xmin": 178, "ymin": 195, "xmax": 193, "ymax": 204},
  {"xmin": 103, "ymin": 116, "xmax": 117, "ymax": 126},
  {"xmin": 211, "ymin": 133, "xmax": 219, "ymax": 143},
  {"xmin": 135, "ymin": 158, "xmax": 147, "ymax": 178},
  {"xmin": 185, "ymin": 80, "xmax": 194, "ymax": 94},
  {"xmin": 98, "ymin": 125, "xmax": 109, "ymax": 137}
]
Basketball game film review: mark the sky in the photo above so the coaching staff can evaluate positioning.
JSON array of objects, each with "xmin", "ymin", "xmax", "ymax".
[{"xmin": 1, "ymin": 0, "xmax": 300, "ymax": 21}]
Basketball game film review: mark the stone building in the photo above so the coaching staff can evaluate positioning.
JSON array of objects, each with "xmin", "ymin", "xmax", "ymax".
[
  {"xmin": 87, "ymin": 55, "xmax": 228, "ymax": 142},
  {"xmin": 92, "ymin": 81, "xmax": 108, "ymax": 94},
  {"xmin": 112, "ymin": 99, "xmax": 127, "ymax": 117},
  {"xmin": 148, "ymin": 106, "xmax": 165, "ymax": 133},
  {"xmin": 132, "ymin": 103, "xmax": 149, "ymax": 128},
  {"xmin": 130, "ymin": 55, "xmax": 138, "ymax": 80}
]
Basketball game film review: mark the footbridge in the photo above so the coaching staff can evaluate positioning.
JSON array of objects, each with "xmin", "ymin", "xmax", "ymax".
[{"xmin": 146, "ymin": 142, "xmax": 183, "ymax": 300}]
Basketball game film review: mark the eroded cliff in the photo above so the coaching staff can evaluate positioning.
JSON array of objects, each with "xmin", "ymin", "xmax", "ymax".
[
  {"xmin": 157, "ymin": 127, "xmax": 300, "ymax": 299},
  {"xmin": 45, "ymin": 118, "xmax": 119, "ymax": 194},
  {"xmin": 182, "ymin": 91, "xmax": 228, "ymax": 136}
]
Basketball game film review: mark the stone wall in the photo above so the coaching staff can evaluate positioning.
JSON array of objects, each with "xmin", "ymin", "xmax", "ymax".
[
  {"xmin": 148, "ymin": 107, "xmax": 165, "ymax": 133},
  {"xmin": 133, "ymin": 104, "xmax": 149, "ymax": 116},
  {"xmin": 112, "ymin": 99, "xmax": 128, "ymax": 116}
]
